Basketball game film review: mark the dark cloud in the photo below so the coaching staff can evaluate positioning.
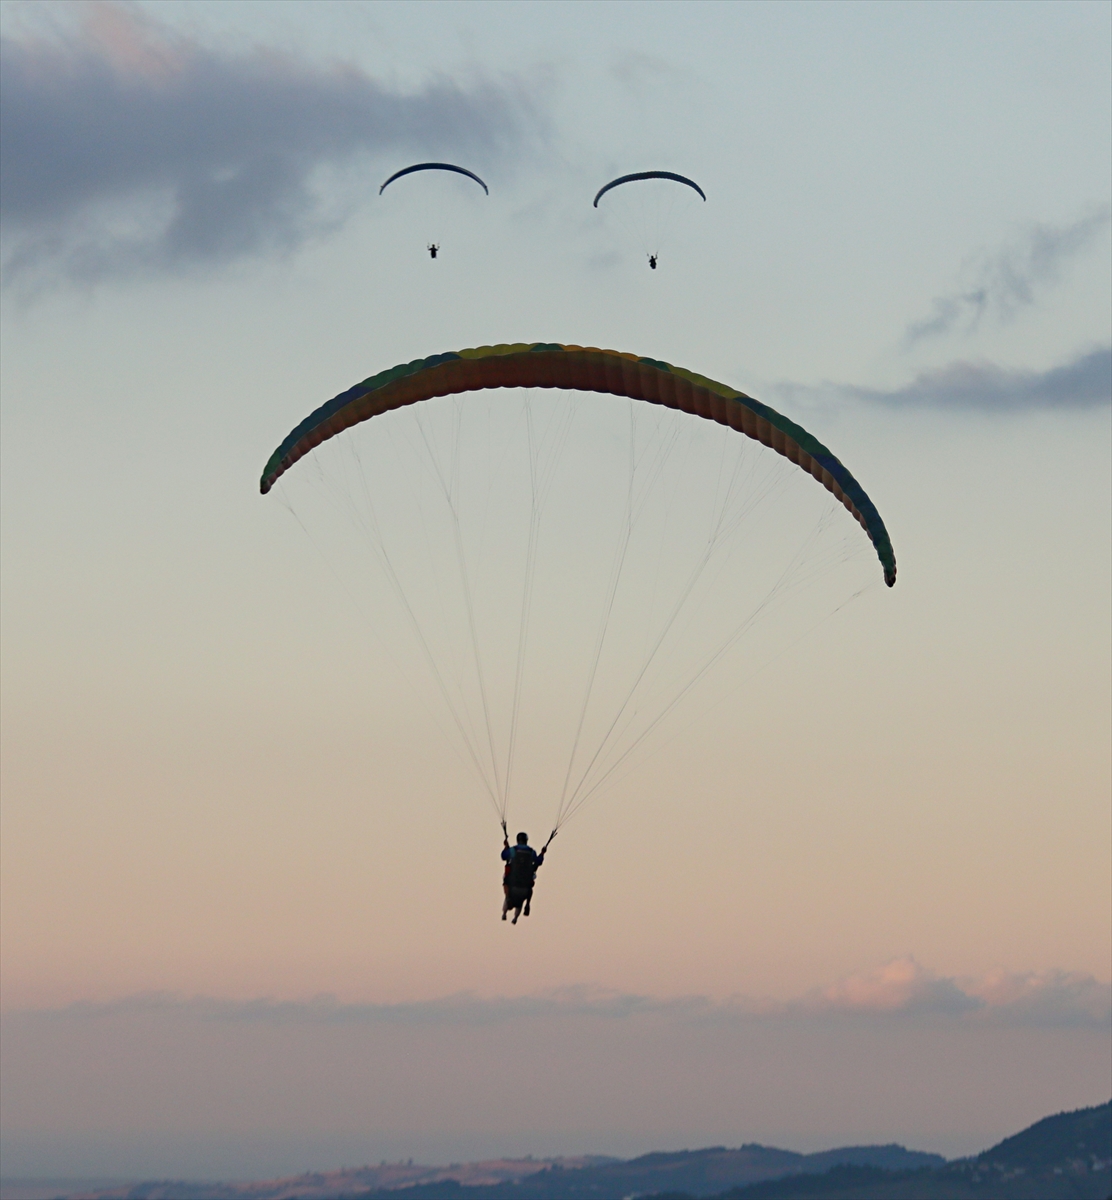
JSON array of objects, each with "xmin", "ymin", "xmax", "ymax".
[
  {"xmin": 850, "ymin": 345, "xmax": 1111, "ymax": 410},
  {"xmin": 904, "ymin": 209, "xmax": 1111, "ymax": 345},
  {"xmin": 0, "ymin": 5, "xmax": 542, "ymax": 284}
]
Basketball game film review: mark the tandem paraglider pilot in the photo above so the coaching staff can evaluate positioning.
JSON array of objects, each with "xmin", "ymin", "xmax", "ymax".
[{"xmin": 501, "ymin": 829, "xmax": 546, "ymax": 924}]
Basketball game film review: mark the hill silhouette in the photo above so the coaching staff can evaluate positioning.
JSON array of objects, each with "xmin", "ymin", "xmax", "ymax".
[
  {"xmin": 977, "ymin": 1096, "xmax": 1111, "ymax": 1172},
  {"xmin": 335, "ymin": 1144, "xmax": 940, "ymax": 1199},
  {"xmin": 649, "ymin": 1100, "xmax": 1112, "ymax": 1200},
  {"xmin": 40, "ymin": 1100, "xmax": 1110, "ymax": 1200}
]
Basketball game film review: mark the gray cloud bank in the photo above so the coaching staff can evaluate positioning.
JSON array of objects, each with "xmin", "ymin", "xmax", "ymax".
[
  {"xmin": 850, "ymin": 345, "xmax": 1111, "ymax": 410},
  {"xmin": 4, "ymin": 962, "xmax": 1107, "ymax": 1175},
  {"xmin": 0, "ymin": 6, "xmax": 540, "ymax": 284},
  {"xmin": 26, "ymin": 960, "xmax": 1112, "ymax": 1029},
  {"xmin": 904, "ymin": 209, "xmax": 1111, "ymax": 345}
]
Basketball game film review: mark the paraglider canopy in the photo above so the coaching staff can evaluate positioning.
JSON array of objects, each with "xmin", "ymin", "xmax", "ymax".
[
  {"xmin": 259, "ymin": 342, "xmax": 895, "ymax": 587},
  {"xmin": 593, "ymin": 171, "xmax": 706, "ymax": 208},
  {"xmin": 380, "ymin": 163, "xmax": 490, "ymax": 195}
]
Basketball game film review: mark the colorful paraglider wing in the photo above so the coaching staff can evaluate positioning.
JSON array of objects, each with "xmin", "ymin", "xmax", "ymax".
[
  {"xmin": 593, "ymin": 171, "xmax": 706, "ymax": 208},
  {"xmin": 260, "ymin": 344, "xmax": 895, "ymax": 586},
  {"xmin": 379, "ymin": 163, "xmax": 490, "ymax": 195}
]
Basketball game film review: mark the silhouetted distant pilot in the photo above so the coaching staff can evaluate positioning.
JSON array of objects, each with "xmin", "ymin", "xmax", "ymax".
[
  {"xmin": 648, "ymin": 254, "xmax": 658, "ymax": 270},
  {"xmin": 501, "ymin": 831, "xmax": 545, "ymax": 924},
  {"xmin": 428, "ymin": 244, "xmax": 440, "ymax": 259}
]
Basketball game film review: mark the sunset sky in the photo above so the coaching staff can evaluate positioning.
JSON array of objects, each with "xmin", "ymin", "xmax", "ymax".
[{"xmin": 1, "ymin": 0, "xmax": 1109, "ymax": 1182}]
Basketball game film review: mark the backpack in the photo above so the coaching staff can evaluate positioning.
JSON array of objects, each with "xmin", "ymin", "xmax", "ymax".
[{"xmin": 507, "ymin": 847, "xmax": 536, "ymax": 892}]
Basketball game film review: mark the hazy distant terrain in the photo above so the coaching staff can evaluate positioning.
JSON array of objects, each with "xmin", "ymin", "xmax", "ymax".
[
  {"xmin": 649, "ymin": 1101, "xmax": 1112, "ymax": 1200},
  {"xmin": 0, "ymin": 1157, "xmax": 614, "ymax": 1200},
  {"xmin": 5, "ymin": 1101, "xmax": 1107, "ymax": 1200},
  {"xmin": 343, "ymin": 1144, "xmax": 944, "ymax": 1200}
]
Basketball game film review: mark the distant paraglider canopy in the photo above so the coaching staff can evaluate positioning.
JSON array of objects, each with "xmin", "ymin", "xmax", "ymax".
[
  {"xmin": 593, "ymin": 171, "xmax": 706, "ymax": 208},
  {"xmin": 379, "ymin": 162, "xmax": 490, "ymax": 195}
]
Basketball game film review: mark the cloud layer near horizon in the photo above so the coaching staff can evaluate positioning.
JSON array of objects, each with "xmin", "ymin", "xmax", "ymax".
[
  {"xmin": 17, "ymin": 958, "xmax": 1110, "ymax": 1029},
  {"xmin": 3, "ymin": 959, "xmax": 1108, "ymax": 1175},
  {"xmin": 0, "ymin": 4, "xmax": 540, "ymax": 283}
]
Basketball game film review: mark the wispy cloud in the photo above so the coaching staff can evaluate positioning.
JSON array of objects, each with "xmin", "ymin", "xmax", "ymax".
[
  {"xmin": 21, "ymin": 961, "xmax": 1111, "ymax": 1030},
  {"xmin": 903, "ymin": 209, "xmax": 1111, "ymax": 346},
  {"xmin": 609, "ymin": 51, "xmax": 689, "ymax": 94},
  {"xmin": 773, "ymin": 346, "xmax": 1112, "ymax": 411},
  {"xmin": 0, "ymin": 4, "xmax": 543, "ymax": 286},
  {"xmin": 847, "ymin": 345, "xmax": 1111, "ymax": 410}
]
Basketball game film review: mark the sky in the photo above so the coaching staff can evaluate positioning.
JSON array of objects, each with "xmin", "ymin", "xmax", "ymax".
[{"xmin": 1, "ymin": 0, "xmax": 1110, "ymax": 1183}]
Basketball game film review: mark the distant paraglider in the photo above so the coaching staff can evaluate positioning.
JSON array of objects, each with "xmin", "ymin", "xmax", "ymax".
[
  {"xmin": 380, "ymin": 163, "xmax": 489, "ymax": 258},
  {"xmin": 593, "ymin": 171, "xmax": 706, "ymax": 269}
]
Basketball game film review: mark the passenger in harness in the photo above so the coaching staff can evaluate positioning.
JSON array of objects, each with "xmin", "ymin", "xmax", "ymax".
[{"xmin": 501, "ymin": 829, "xmax": 547, "ymax": 924}]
